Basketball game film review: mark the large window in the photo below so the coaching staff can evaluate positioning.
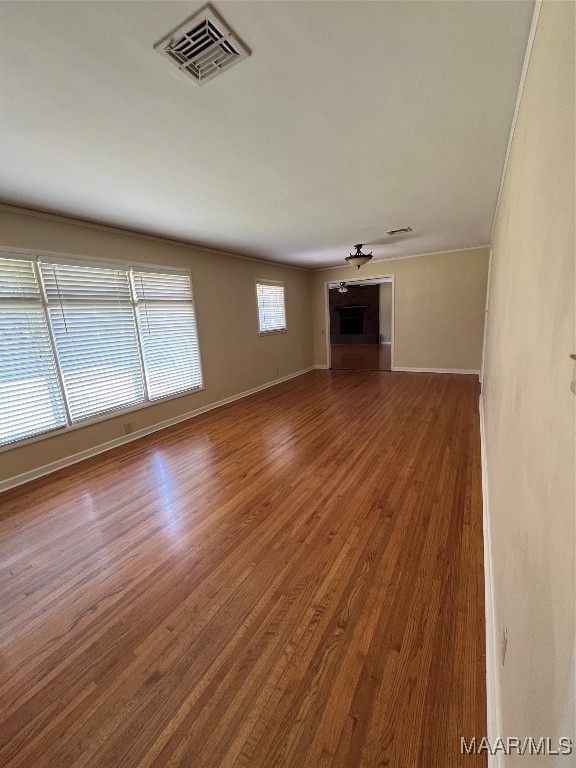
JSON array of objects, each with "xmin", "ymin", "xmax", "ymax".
[
  {"xmin": 256, "ymin": 280, "xmax": 286, "ymax": 334},
  {"xmin": 0, "ymin": 253, "xmax": 203, "ymax": 448}
]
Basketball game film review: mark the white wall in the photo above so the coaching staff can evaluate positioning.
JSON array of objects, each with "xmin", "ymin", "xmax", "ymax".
[{"xmin": 482, "ymin": 1, "xmax": 575, "ymax": 762}]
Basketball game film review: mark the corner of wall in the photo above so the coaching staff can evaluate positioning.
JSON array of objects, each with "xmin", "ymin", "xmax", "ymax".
[{"xmin": 479, "ymin": 395, "xmax": 502, "ymax": 767}]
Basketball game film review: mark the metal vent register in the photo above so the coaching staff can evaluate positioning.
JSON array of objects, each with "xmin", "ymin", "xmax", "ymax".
[
  {"xmin": 154, "ymin": 5, "xmax": 250, "ymax": 85},
  {"xmin": 387, "ymin": 227, "xmax": 413, "ymax": 236}
]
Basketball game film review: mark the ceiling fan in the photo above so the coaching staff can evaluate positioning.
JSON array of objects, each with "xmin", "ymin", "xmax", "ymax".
[{"xmin": 329, "ymin": 281, "xmax": 349, "ymax": 293}]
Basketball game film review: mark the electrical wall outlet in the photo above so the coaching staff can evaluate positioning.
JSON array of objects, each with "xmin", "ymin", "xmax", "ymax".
[
  {"xmin": 124, "ymin": 421, "xmax": 134, "ymax": 435},
  {"xmin": 501, "ymin": 626, "xmax": 508, "ymax": 666}
]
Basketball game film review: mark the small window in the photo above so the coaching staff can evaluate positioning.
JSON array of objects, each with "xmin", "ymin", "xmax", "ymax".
[{"xmin": 256, "ymin": 280, "xmax": 286, "ymax": 334}]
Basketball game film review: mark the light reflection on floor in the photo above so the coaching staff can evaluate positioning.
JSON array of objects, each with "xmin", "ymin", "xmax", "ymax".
[
  {"xmin": 260, "ymin": 422, "xmax": 297, "ymax": 470},
  {"xmin": 151, "ymin": 451, "xmax": 184, "ymax": 536}
]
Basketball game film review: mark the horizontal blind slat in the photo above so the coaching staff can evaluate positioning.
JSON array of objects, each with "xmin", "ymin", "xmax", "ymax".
[
  {"xmin": 0, "ymin": 260, "xmax": 67, "ymax": 446},
  {"xmin": 133, "ymin": 271, "xmax": 193, "ymax": 301},
  {"xmin": 0, "ymin": 256, "xmax": 204, "ymax": 446},
  {"xmin": 41, "ymin": 262, "xmax": 145, "ymax": 422},
  {"xmin": 41, "ymin": 262, "xmax": 133, "ymax": 302},
  {"xmin": 256, "ymin": 282, "xmax": 286, "ymax": 332},
  {"xmin": 133, "ymin": 269, "xmax": 202, "ymax": 399}
]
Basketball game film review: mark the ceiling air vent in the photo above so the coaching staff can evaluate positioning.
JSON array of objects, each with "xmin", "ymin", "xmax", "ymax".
[
  {"xmin": 154, "ymin": 4, "xmax": 250, "ymax": 86},
  {"xmin": 387, "ymin": 227, "xmax": 413, "ymax": 236}
]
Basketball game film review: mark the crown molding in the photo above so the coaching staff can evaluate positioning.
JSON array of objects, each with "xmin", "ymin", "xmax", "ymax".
[
  {"xmin": 0, "ymin": 202, "xmax": 309, "ymax": 272},
  {"xmin": 489, "ymin": 0, "xmax": 542, "ymax": 244},
  {"xmin": 313, "ymin": 244, "xmax": 490, "ymax": 272}
]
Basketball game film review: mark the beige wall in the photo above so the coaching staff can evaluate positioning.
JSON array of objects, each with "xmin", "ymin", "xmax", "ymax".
[
  {"xmin": 379, "ymin": 282, "xmax": 392, "ymax": 343},
  {"xmin": 0, "ymin": 207, "xmax": 314, "ymax": 488},
  {"xmin": 482, "ymin": 0, "xmax": 575, "ymax": 758},
  {"xmin": 313, "ymin": 247, "xmax": 489, "ymax": 371}
]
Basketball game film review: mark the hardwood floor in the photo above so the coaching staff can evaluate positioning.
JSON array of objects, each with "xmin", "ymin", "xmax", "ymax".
[
  {"xmin": 330, "ymin": 344, "xmax": 391, "ymax": 371},
  {"xmin": 0, "ymin": 370, "xmax": 486, "ymax": 768}
]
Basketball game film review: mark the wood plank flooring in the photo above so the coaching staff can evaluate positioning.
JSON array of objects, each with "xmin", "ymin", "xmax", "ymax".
[
  {"xmin": 0, "ymin": 370, "xmax": 486, "ymax": 768},
  {"xmin": 330, "ymin": 344, "xmax": 391, "ymax": 371}
]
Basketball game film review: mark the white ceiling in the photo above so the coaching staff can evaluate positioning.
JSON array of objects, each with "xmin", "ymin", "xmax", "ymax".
[{"xmin": 0, "ymin": 1, "xmax": 535, "ymax": 268}]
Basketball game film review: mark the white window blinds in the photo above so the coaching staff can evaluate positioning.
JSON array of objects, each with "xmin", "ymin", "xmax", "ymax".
[
  {"xmin": 40, "ymin": 261, "xmax": 145, "ymax": 422},
  {"xmin": 256, "ymin": 281, "xmax": 286, "ymax": 334},
  {"xmin": 0, "ymin": 257, "xmax": 67, "ymax": 445},
  {"xmin": 132, "ymin": 270, "xmax": 202, "ymax": 399},
  {"xmin": 0, "ymin": 254, "xmax": 203, "ymax": 448}
]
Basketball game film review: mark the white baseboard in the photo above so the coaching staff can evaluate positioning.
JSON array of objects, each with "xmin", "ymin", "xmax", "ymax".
[
  {"xmin": 479, "ymin": 395, "xmax": 501, "ymax": 767},
  {"xmin": 0, "ymin": 367, "xmax": 315, "ymax": 494},
  {"xmin": 394, "ymin": 366, "xmax": 480, "ymax": 376},
  {"xmin": 314, "ymin": 364, "xmax": 329, "ymax": 370}
]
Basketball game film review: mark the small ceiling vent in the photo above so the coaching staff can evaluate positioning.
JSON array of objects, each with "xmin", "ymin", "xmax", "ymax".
[
  {"xmin": 154, "ymin": 4, "xmax": 250, "ymax": 86},
  {"xmin": 387, "ymin": 227, "xmax": 413, "ymax": 236}
]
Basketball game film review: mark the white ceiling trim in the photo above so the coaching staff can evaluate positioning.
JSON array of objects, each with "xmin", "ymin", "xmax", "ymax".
[
  {"xmin": 0, "ymin": 202, "xmax": 309, "ymax": 272},
  {"xmin": 328, "ymin": 277, "xmax": 392, "ymax": 287},
  {"xmin": 315, "ymin": 244, "xmax": 490, "ymax": 272},
  {"xmin": 0, "ymin": 202, "xmax": 489, "ymax": 273},
  {"xmin": 489, "ymin": 0, "xmax": 542, "ymax": 244}
]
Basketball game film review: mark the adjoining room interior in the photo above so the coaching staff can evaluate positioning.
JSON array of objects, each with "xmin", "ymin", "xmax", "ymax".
[
  {"xmin": 0, "ymin": 2, "xmax": 573, "ymax": 767},
  {"xmin": 327, "ymin": 277, "xmax": 393, "ymax": 371}
]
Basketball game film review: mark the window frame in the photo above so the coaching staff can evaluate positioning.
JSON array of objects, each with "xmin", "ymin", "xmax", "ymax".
[
  {"xmin": 0, "ymin": 248, "xmax": 205, "ymax": 453},
  {"xmin": 255, "ymin": 279, "xmax": 287, "ymax": 336},
  {"xmin": 131, "ymin": 266, "xmax": 204, "ymax": 402}
]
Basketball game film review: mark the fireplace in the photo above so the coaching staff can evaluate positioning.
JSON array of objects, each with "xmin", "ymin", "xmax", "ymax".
[
  {"xmin": 337, "ymin": 305, "xmax": 367, "ymax": 335},
  {"xmin": 329, "ymin": 285, "xmax": 379, "ymax": 344}
]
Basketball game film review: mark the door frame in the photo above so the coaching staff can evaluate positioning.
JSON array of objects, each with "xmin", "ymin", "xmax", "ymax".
[{"xmin": 324, "ymin": 274, "xmax": 395, "ymax": 371}]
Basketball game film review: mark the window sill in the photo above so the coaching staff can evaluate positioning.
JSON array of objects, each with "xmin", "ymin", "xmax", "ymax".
[
  {"xmin": 258, "ymin": 328, "xmax": 287, "ymax": 336},
  {"xmin": 0, "ymin": 385, "xmax": 205, "ymax": 454}
]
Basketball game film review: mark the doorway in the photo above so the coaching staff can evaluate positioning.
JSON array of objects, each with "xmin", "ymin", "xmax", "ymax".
[{"xmin": 325, "ymin": 276, "xmax": 394, "ymax": 371}]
